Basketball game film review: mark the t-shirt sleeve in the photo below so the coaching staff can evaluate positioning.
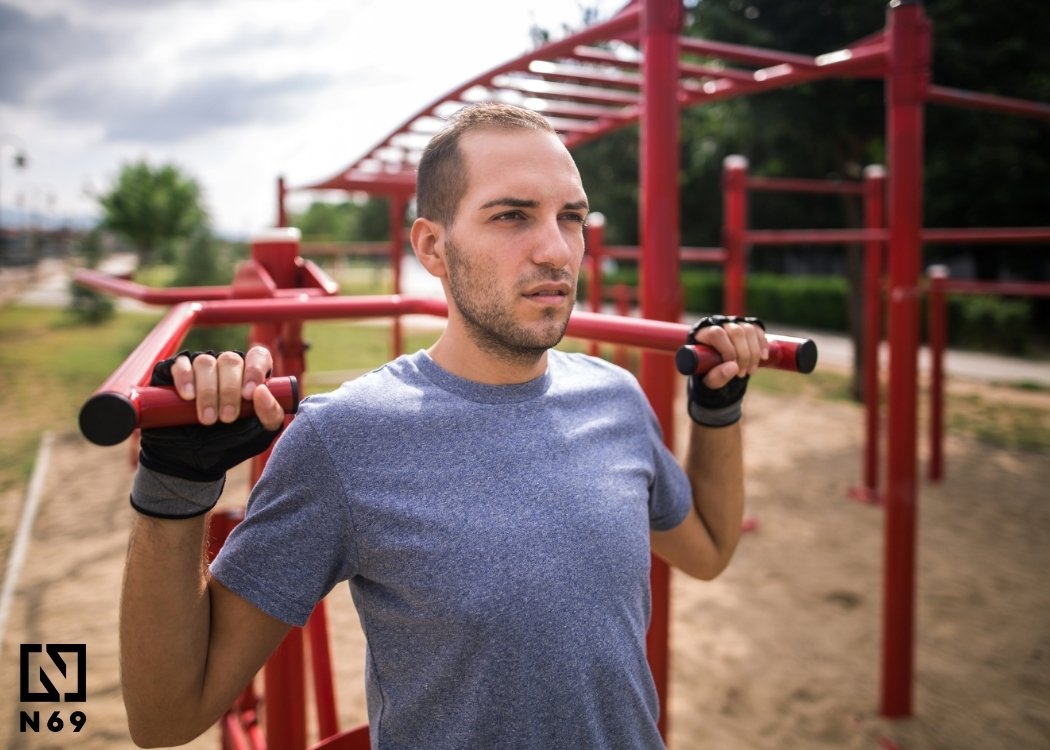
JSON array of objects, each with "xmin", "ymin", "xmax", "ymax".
[
  {"xmin": 623, "ymin": 375, "xmax": 692, "ymax": 532},
  {"xmin": 210, "ymin": 409, "xmax": 359, "ymax": 627}
]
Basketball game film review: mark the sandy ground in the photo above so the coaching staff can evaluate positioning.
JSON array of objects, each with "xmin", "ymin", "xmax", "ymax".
[{"xmin": 0, "ymin": 365, "xmax": 1047, "ymax": 750}]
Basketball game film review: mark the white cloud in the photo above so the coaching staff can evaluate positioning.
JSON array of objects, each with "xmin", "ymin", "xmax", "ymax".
[{"xmin": 1, "ymin": 0, "xmax": 625, "ymax": 236}]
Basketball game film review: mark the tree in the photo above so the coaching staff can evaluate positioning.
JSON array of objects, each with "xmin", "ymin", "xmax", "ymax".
[
  {"xmin": 97, "ymin": 160, "xmax": 208, "ymax": 266},
  {"xmin": 67, "ymin": 229, "xmax": 115, "ymax": 324},
  {"xmin": 292, "ymin": 196, "xmax": 390, "ymax": 241}
]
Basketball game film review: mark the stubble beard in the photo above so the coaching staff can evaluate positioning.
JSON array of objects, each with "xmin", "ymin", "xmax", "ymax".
[{"xmin": 444, "ymin": 236, "xmax": 575, "ymax": 367}]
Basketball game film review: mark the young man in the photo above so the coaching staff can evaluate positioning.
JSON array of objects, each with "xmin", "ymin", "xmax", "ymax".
[{"xmin": 120, "ymin": 103, "xmax": 767, "ymax": 748}]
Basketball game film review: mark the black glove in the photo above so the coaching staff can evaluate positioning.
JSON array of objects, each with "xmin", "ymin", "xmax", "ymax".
[
  {"xmin": 132, "ymin": 351, "xmax": 282, "ymax": 519},
  {"xmin": 685, "ymin": 316, "xmax": 765, "ymax": 428}
]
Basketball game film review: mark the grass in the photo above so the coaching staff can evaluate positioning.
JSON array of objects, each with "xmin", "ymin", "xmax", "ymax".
[
  {"xmin": 0, "ymin": 305, "xmax": 163, "ymax": 490},
  {"xmin": 2, "ymin": 292, "xmax": 1047, "ymax": 496}
]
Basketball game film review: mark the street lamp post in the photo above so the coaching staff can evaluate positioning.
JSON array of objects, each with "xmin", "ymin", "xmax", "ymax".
[{"xmin": 0, "ymin": 134, "xmax": 30, "ymax": 252}]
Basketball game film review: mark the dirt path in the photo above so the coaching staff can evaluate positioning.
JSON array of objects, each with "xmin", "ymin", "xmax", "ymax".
[{"xmin": 0, "ymin": 382, "xmax": 1047, "ymax": 749}]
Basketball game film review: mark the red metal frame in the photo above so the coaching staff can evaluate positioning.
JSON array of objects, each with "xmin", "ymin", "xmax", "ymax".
[{"xmin": 925, "ymin": 268, "xmax": 1050, "ymax": 484}]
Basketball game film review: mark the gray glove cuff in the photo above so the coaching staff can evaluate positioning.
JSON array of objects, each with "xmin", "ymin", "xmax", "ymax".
[
  {"xmin": 688, "ymin": 399, "xmax": 743, "ymax": 428},
  {"xmin": 130, "ymin": 466, "xmax": 225, "ymax": 519}
]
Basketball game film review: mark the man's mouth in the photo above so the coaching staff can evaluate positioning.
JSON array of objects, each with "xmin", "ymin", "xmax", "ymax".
[{"xmin": 523, "ymin": 283, "xmax": 572, "ymax": 304}]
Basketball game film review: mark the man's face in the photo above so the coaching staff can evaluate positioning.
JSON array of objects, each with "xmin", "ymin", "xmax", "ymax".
[{"xmin": 441, "ymin": 128, "xmax": 588, "ymax": 362}]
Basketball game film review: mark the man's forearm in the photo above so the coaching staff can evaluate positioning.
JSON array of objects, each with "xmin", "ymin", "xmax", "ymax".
[
  {"xmin": 684, "ymin": 420, "xmax": 745, "ymax": 573},
  {"xmin": 120, "ymin": 512, "xmax": 214, "ymax": 746}
]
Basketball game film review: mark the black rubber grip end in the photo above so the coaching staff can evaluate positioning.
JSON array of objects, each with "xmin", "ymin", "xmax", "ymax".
[
  {"xmin": 795, "ymin": 339, "xmax": 818, "ymax": 374},
  {"xmin": 289, "ymin": 376, "xmax": 301, "ymax": 414},
  {"xmin": 79, "ymin": 392, "xmax": 138, "ymax": 446},
  {"xmin": 675, "ymin": 346, "xmax": 699, "ymax": 375}
]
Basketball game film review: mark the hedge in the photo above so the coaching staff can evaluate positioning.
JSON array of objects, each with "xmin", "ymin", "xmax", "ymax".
[{"xmin": 588, "ymin": 266, "xmax": 1041, "ymax": 356}]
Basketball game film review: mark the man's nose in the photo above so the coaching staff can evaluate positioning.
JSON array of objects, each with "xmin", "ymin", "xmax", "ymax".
[{"xmin": 530, "ymin": 218, "xmax": 578, "ymax": 268}]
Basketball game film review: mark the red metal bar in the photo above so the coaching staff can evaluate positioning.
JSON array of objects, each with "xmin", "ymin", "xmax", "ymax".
[
  {"xmin": 613, "ymin": 283, "xmax": 632, "ymax": 369},
  {"xmin": 389, "ymin": 196, "xmax": 406, "ymax": 358},
  {"xmin": 278, "ymin": 176, "xmax": 288, "ymax": 228},
  {"xmin": 927, "ymin": 266, "xmax": 948, "ymax": 484},
  {"xmin": 746, "ymin": 175, "xmax": 866, "ymax": 195},
  {"xmin": 678, "ymin": 36, "xmax": 818, "ymax": 70},
  {"xmin": 723, "ymin": 155, "xmax": 748, "ymax": 314},
  {"xmin": 585, "ymin": 214, "xmax": 606, "ymax": 358},
  {"xmin": 306, "ymin": 602, "xmax": 340, "ymax": 741},
  {"xmin": 79, "ymin": 376, "xmax": 299, "ymax": 447},
  {"xmin": 674, "ymin": 335, "xmax": 817, "ymax": 375},
  {"xmin": 266, "ymin": 628, "xmax": 307, "ymax": 750},
  {"xmin": 680, "ymin": 43, "xmax": 887, "ymax": 108},
  {"xmin": 881, "ymin": 0, "xmax": 930, "ymax": 720},
  {"xmin": 862, "ymin": 165, "xmax": 887, "ymax": 499},
  {"xmin": 640, "ymin": 2, "xmax": 683, "ymax": 735},
  {"xmin": 940, "ymin": 279, "xmax": 1050, "ymax": 297},
  {"xmin": 527, "ymin": 60, "xmax": 642, "ymax": 90},
  {"xmin": 922, "ymin": 227, "xmax": 1050, "ymax": 244},
  {"xmin": 74, "ymin": 268, "xmax": 233, "ymax": 303},
  {"xmin": 746, "ymin": 228, "xmax": 889, "ymax": 245},
  {"xmin": 926, "ymin": 84, "xmax": 1050, "ymax": 121}
]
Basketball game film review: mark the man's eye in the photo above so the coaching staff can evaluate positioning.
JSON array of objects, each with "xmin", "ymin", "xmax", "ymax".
[
  {"xmin": 560, "ymin": 213, "xmax": 586, "ymax": 223},
  {"xmin": 494, "ymin": 211, "xmax": 525, "ymax": 221}
]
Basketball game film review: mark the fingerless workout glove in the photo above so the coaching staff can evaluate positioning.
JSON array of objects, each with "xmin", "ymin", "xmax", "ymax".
[
  {"xmin": 685, "ymin": 315, "xmax": 765, "ymax": 428},
  {"xmin": 131, "ymin": 350, "xmax": 282, "ymax": 519}
]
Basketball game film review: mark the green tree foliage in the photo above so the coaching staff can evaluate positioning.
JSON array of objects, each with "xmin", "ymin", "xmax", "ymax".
[
  {"xmin": 172, "ymin": 226, "xmax": 233, "ymax": 287},
  {"xmin": 292, "ymin": 197, "xmax": 390, "ymax": 241},
  {"xmin": 67, "ymin": 229, "xmax": 115, "ymax": 324},
  {"xmin": 97, "ymin": 160, "xmax": 208, "ymax": 266}
]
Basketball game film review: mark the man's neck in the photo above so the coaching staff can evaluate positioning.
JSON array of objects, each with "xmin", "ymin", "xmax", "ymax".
[{"xmin": 426, "ymin": 326, "xmax": 549, "ymax": 385}]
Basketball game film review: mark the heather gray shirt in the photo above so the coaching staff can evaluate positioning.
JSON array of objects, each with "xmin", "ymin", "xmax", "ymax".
[{"xmin": 212, "ymin": 349, "xmax": 692, "ymax": 749}]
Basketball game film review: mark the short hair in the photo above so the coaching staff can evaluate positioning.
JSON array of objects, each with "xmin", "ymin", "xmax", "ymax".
[{"xmin": 416, "ymin": 103, "xmax": 557, "ymax": 226}]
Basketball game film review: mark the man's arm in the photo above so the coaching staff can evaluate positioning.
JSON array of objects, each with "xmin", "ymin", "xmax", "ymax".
[
  {"xmin": 650, "ymin": 320, "xmax": 765, "ymax": 580},
  {"xmin": 121, "ymin": 516, "xmax": 290, "ymax": 747},
  {"xmin": 119, "ymin": 347, "xmax": 291, "ymax": 747}
]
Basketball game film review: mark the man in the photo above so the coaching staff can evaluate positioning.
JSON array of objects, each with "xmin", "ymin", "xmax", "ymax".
[{"xmin": 120, "ymin": 103, "xmax": 767, "ymax": 749}]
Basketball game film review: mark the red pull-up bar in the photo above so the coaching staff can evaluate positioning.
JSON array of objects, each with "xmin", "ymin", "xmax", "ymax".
[{"xmin": 76, "ymin": 294, "xmax": 817, "ymax": 447}]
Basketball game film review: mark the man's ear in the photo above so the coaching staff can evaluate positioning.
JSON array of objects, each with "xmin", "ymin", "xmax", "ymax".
[{"xmin": 411, "ymin": 217, "xmax": 448, "ymax": 279}]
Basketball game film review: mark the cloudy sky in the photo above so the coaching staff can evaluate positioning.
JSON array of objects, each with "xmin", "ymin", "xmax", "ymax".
[{"xmin": 1, "ymin": 0, "xmax": 623, "ymax": 238}]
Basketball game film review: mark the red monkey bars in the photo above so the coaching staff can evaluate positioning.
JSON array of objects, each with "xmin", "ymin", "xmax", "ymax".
[{"xmin": 82, "ymin": 0, "xmax": 1050, "ymax": 742}]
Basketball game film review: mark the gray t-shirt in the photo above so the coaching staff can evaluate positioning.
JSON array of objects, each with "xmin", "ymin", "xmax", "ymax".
[{"xmin": 212, "ymin": 349, "xmax": 692, "ymax": 749}]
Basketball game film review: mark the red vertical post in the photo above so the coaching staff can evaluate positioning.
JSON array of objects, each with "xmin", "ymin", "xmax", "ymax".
[
  {"xmin": 389, "ymin": 195, "xmax": 406, "ymax": 358},
  {"xmin": 277, "ymin": 176, "xmax": 288, "ymax": 228},
  {"xmin": 862, "ymin": 165, "xmax": 887, "ymax": 497},
  {"xmin": 927, "ymin": 265, "xmax": 948, "ymax": 482},
  {"xmin": 881, "ymin": 0, "xmax": 930, "ymax": 719},
  {"xmin": 722, "ymin": 155, "xmax": 749, "ymax": 315},
  {"xmin": 307, "ymin": 602, "xmax": 341, "ymax": 741},
  {"xmin": 585, "ymin": 213, "xmax": 606, "ymax": 358},
  {"xmin": 639, "ymin": 0, "xmax": 682, "ymax": 738},
  {"xmin": 266, "ymin": 629, "xmax": 308, "ymax": 750}
]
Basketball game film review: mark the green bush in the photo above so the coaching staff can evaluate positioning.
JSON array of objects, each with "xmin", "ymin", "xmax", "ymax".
[{"xmin": 588, "ymin": 263, "xmax": 1042, "ymax": 356}]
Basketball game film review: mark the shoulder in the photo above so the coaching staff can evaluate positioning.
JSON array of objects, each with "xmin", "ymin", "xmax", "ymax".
[{"xmin": 549, "ymin": 350, "xmax": 641, "ymax": 387}]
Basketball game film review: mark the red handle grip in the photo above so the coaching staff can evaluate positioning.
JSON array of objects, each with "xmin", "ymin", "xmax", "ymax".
[
  {"xmin": 79, "ymin": 376, "xmax": 299, "ymax": 447},
  {"xmin": 675, "ymin": 335, "xmax": 817, "ymax": 376}
]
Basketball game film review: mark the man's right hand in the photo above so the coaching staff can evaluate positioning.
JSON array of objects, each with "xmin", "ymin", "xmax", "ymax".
[{"xmin": 131, "ymin": 346, "xmax": 286, "ymax": 519}]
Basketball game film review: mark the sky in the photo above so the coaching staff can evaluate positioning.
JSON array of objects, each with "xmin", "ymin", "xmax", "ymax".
[{"xmin": 0, "ymin": 0, "xmax": 624, "ymax": 238}]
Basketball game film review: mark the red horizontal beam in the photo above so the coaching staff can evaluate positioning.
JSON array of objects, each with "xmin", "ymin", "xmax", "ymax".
[
  {"xmin": 80, "ymin": 294, "xmax": 817, "ymax": 445},
  {"xmin": 747, "ymin": 175, "xmax": 865, "ymax": 195},
  {"xmin": 601, "ymin": 245, "xmax": 726, "ymax": 263},
  {"xmin": 678, "ymin": 36, "xmax": 817, "ymax": 70},
  {"xmin": 940, "ymin": 280, "xmax": 1050, "ymax": 297},
  {"xmin": 745, "ymin": 228, "xmax": 888, "ymax": 245},
  {"xmin": 921, "ymin": 227, "xmax": 1050, "ymax": 244},
  {"xmin": 926, "ymin": 85, "xmax": 1050, "ymax": 121}
]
